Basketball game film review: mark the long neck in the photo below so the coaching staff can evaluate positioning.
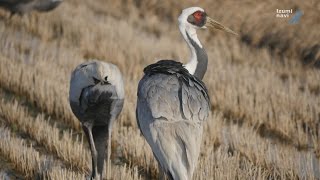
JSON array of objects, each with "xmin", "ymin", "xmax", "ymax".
[{"xmin": 179, "ymin": 25, "xmax": 208, "ymax": 80}]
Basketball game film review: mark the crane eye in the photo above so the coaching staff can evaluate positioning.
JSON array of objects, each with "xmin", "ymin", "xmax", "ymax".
[
  {"xmin": 104, "ymin": 76, "xmax": 108, "ymax": 81},
  {"xmin": 79, "ymin": 64, "xmax": 87, "ymax": 69},
  {"xmin": 188, "ymin": 11, "xmax": 207, "ymax": 27},
  {"xmin": 193, "ymin": 11, "xmax": 205, "ymax": 21},
  {"xmin": 92, "ymin": 77, "xmax": 100, "ymax": 84}
]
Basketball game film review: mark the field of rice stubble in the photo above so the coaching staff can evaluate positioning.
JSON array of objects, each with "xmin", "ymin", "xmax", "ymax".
[{"xmin": 0, "ymin": 0, "xmax": 319, "ymax": 179}]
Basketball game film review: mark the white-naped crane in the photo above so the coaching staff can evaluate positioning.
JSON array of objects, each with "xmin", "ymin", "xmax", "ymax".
[
  {"xmin": 0, "ymin": 0, "xmax": 62, "ymax": 15},
  {"xmin": 136, "ymin": 7, "xmax": 237, "ymax": 180},
  {"xmin": 69, "ymin": 60, "xmax": 124, "ymax": 180}
]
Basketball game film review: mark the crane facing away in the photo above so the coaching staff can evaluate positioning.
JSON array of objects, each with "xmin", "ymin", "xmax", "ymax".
[
  {"xmin": 136, "ymin": 7, "xmax": 237, "ymax": 180},
  {"xmin": 0, "ymin": 0, "xmax": 62, "ymax": 15},
  {"xmin": 69, "ymin": 60, "xmax": 124, "ymax": 180}
]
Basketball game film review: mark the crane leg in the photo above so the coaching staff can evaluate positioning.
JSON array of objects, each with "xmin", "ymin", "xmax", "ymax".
[
  {"xmin": 106, "ymin": 127, "xmax": 112, "ymax": 179},
  {"xmin": 92, "ymin": 125, "xmax": 108, "ymax": 180},
  {"xmin": 82, "ymin": 123, "xmax": 100, "ymax": 180}
]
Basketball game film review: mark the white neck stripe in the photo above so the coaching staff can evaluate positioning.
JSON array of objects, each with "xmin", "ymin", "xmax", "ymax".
[{"xmin": 179, "ymin": 25, "xmax": 202, "ymax": 75}]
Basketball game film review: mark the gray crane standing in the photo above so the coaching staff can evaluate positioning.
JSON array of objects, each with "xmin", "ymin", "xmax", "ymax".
[
  {"xmin": 136, "ymin": 7, "xmax": 237, "ymax": 180},
  {"xmin": 69, "ymin": 60, "xmax": 124, "ymax": 180}
]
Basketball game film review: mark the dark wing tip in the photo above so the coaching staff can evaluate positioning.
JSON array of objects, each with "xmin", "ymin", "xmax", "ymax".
[{"xmin": 143, "ymin": 60, "xmax": 184, "ymax": 74}]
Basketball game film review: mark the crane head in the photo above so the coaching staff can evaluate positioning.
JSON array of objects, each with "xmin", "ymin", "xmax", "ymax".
[{"xmin": 179, "ymin": 7, "xmax": 238, "ymax": 36}]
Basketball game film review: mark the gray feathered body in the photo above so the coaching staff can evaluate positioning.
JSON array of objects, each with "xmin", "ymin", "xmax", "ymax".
[
  {"xmin": 136, "ymin": 60, "xmax": 210, "ymax": 180},
  {"xmin": 70, "ymin": 83, "xmax": 124, "ymax": 127}
]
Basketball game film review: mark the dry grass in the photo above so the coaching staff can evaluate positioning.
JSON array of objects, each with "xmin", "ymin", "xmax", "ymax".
[
  {"xmin": 0, "ymin": 97, "xmax": 89, "ymax": 172},
  {"xmin": 0, "ymin": 93, "xmax": 142, "ymax": 179},
  {"xmin": 0, "ymin": 0, "xmax": 319, "ymax": 179},
  {"xmin": 43, "ymin": 167, "xmax": 85, "ymax": 180},
  {"xmin": 0, "ymin": 127, "xmax": 45, "ymax": 178}
]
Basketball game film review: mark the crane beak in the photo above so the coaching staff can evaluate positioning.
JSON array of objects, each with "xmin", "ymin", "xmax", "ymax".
[{"xmin": 205, "ymin": 17, "xmax": 238, "ymax": 36}]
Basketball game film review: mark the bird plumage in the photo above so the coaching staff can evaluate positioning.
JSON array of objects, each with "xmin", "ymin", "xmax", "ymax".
[
  {"xmin": 0, "ymin": 0, "xmax": 62, "ymax": 15},
  {"xmin": 137, "ymin": 60, "xmax": 210, "ymax": 180},
  {"xmin": 69, "ymin": 60, "xmax": 124, "ymax": 180}
]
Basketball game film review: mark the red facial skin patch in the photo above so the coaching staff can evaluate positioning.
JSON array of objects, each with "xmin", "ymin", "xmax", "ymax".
[{"xmin": 193, "ymin": 11, "xmax": 203, "ymax": 23}]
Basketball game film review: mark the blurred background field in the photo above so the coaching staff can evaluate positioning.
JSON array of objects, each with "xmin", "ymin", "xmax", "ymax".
[{"xmin": 0, "ymin": 0, "xmax": 319, "ymax": 179}]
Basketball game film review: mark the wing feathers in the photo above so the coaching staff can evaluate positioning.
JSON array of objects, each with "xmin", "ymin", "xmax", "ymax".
[
  {"xmin": 141, "ymin": 74, "xmax": 209, "ymax": 124},
  {"xmin": 137, "ymin": 60, "xmax": 210, "ymax": 179}
]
